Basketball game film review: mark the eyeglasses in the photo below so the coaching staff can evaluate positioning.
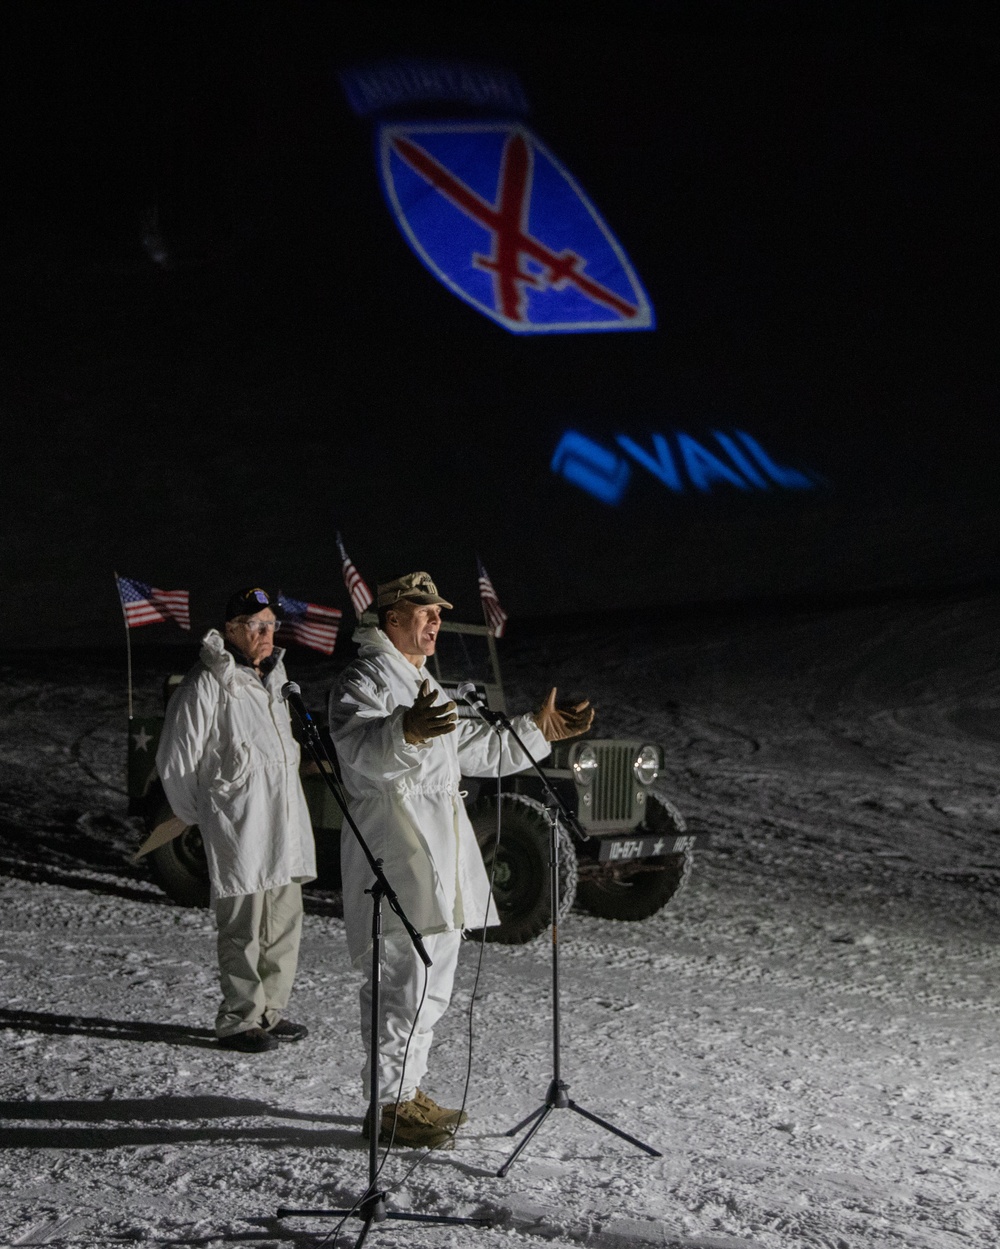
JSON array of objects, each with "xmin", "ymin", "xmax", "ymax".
[{"xmin": 239, "ymin": 620, "xmax": 281, "ymax": 635}]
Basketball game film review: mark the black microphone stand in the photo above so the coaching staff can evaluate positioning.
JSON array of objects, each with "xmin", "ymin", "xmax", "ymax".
[
  {"xmin": 461, "ymin": 694, "xmax": 662, "ymax": 1177},
  {"xmin": 276, "ymin": 689, "xmax": 488, "ymax": 1246}
]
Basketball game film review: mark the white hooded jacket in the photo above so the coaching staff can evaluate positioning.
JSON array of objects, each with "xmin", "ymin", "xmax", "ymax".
[
  {"xmin": 156, "ymin": 629, "xmax": 316, "ymax": 900},
  {"xmin": 329, "ymin": 626, "xmax": 550, "ymax": 964}
]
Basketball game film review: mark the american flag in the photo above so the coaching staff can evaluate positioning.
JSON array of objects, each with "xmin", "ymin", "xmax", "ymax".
[
  {"xmin": 116, "ymin": 575, "xmax": 191, "ymax": 631},
  {"xmin": 477, "ymin": 558, "xmax": 508, "ymax": 638},
  {"xmin": 277, "ymin": 593, "xmax": 342, "ymax": 655},
  {"xmin": 336, "ymin": 532, "xmax": 374, "ymax": 619}
]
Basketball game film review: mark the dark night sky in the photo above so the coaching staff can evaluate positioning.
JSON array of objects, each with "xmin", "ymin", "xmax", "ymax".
[{"xmin": 3, "ymin": 2, "xmax": 999, "ymax": 646}]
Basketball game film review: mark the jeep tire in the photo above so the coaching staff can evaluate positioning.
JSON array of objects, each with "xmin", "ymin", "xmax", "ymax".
[
  {"xmin": 147, "ymin": 804, "xmax": 211, "ymax": 909},
  {"xmin": 574, "ymin": 793, "xmax": 692, "ymax": 922},
  {"xmin": 468, "ymin": 793, "xmax": 578, "ymax": 945}
]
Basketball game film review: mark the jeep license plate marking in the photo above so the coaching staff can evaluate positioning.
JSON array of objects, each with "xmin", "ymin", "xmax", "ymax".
[{"xmin": 599, "ymin": 834, "xmax": 692, "ymax": 862}]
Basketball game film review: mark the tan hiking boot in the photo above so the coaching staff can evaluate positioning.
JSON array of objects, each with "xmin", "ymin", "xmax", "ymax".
[
  {"xmin": 412, "ymin": 1087, "xmax": 469, "ymax": 1128},
  {"xmin": 361, "ymin": 1098, "xmax": 455, "ymax": 1149}
]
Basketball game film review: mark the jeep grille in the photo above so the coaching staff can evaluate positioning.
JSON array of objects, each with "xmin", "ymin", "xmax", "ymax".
[{"xmin": 587, "ymin": 743, "xmax": 639, "ymax": 828}]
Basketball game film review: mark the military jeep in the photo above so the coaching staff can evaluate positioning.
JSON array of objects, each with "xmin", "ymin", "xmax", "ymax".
[{"xmin": 128, "ymin": 620, "xmax": 699, "ymax": 944}]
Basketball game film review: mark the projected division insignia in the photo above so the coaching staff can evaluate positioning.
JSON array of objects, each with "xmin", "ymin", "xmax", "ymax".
[{"xmin": 378, "ymin": 122, "xmax": 654, "ymax": 334}]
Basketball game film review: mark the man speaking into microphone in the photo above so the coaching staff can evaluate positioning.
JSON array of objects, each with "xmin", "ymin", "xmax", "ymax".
[
  {"xmin": 156, "ymin": 587, "xmax": 316, "ymax": 1053},
  {"xmin": 328, "ymin": 571, "xmax": 593, "ymax": 1148}
]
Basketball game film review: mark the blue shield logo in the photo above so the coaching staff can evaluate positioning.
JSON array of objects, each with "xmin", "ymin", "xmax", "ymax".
[{"xmin": 378, "ymin": 121, "xmax": 655, "ymax": 334}]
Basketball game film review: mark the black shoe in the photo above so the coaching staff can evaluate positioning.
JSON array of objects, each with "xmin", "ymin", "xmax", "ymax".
[
  {"xmin": 217, "ymin": 1027, "xmax": 279, "ymax": 1053},
  {"xmin": 267, "ymin": 1019, "xmax": 308, "ymax": 1042}
]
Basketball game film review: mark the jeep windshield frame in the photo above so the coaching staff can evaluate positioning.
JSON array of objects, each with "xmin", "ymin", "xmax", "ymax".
[{"xmin": 429, "ymin": 620, "xmax": 506, "ymax": 716}]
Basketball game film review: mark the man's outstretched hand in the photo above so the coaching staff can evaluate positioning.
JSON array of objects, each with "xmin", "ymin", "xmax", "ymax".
[
  {"xmin": 403, "ymin": 679, "xmax": 458, "ymax": 744},
  {"xmin": 533, "ymin": 688, "xmax": 595, "ymax": 742}
]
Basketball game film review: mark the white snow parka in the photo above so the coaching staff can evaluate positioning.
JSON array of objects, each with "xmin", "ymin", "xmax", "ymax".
[
  {"xmin": 156, "ymin": 630, "xmax": 316, "ymax": 900},
  {"xmin": 329, "ymin": 626, "xmax": 550, "ymax": 964}
]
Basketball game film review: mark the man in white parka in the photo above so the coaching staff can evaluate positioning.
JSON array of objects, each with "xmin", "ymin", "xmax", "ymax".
[
  {"xmin": 156, "ymin": 587, "xmax": 317, "ymax": 1054},
  {"xmin": 329, "ymin": 571, "xmax": 593, "ymax": 1148}
]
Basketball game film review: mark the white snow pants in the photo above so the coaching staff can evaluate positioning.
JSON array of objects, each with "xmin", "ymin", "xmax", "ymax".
[
  {"xmin": 214, "ymin": 883, "xmax": 303, "ymax": 1037},
  {"xmin": 359, "ymin": 928, "xmax": 462, "ymax": 1102}
]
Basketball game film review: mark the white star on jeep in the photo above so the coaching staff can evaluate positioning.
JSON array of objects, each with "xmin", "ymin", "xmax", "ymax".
[
  {"xmin": 132, "ymin": 726, "xmax": 153, "ymax": 752},
  {"xmin": 652, "ymin": 838, "xmax": 665, "ymax": 855}
]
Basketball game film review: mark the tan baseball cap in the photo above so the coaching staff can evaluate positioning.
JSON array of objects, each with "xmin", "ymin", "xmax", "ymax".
[{"xmin": 376, "ymin": 571, "xmax": 453, "ymax": 610}]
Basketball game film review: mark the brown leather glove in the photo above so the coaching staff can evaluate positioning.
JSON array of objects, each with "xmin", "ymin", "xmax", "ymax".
[
  {"xmin": 403, "ymin": 679, "xmax": 458, "ymax": 744},
  {"xmin": 532, "ymin": 687, "xmax": 595, "ymax": 742}
]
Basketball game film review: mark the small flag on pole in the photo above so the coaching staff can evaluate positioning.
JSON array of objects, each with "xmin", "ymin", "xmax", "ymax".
[
  {"xmin": 477, "ymin": 558, "xmax": 508, "ymax": 638},
  {"xmin": 337, "ymin": 532, "xmax": 374, "ymax": 619},
  {"xmin": 116, "ymin": 575, "xmax": 191, "ymax": 631},
  {"xmin": 277, "ymin": 594, "xmax": 342, "ymax": 655}
]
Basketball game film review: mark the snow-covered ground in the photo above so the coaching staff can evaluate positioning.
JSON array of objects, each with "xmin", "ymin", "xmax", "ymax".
[{"xmin": 3, "ymin": 593, "xmax": 1000, "ymax": 1249}]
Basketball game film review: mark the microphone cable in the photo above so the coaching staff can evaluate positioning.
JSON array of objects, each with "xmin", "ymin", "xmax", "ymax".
[
  {"xmin": 389, "ymin": 713, "xmax": 512, "ymax": 1193},
  {"xmin": 308, "ymin": 720, "xmax": 432, "ymax": 1247},
  {"xmin": 380, "ymin": 780, "xmax": 500, "ymax": 1212},
  {"xmin": 448, "ymin": 694, "xmax": 545, "ymax": 1159},
  {"xmin": 455, "ymin": 757, "xmax": 505, "ymax": 1138}
]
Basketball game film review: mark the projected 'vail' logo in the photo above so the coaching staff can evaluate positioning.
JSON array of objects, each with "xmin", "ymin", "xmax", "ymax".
[
  {"xmin": 552, "ymin": 430, "xmax": 815, "ymax": 505},
  {"xmin": 379, "ymin": 123, "xmax": 654, "ymax": 335}
]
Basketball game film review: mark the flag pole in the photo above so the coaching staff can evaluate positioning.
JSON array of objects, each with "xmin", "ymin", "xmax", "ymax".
[
  {"xmin": 477, "ymin": 553, "xmax": 487, "ymax": 633},
  {"xmin": 114, "ymin": 572, "xmax": 134, "ymax": 720}
]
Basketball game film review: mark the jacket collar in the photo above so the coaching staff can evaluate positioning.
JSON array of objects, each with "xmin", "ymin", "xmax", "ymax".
[
  {"xmin": 200, "ymin": 628, "xmax": 285, "ymax": 694},
  {"xmin": 354, "ymin": 625, "xmax": 427, "ymax": 676},
  {"xmin": 225, "ymin": 637, "xmax": 279, "ymax": 677}
]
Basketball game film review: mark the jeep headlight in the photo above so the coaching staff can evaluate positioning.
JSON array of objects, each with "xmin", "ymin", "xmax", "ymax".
[
  {"xmin": 572, "ymin": 744, "xmax": 598, "ymax": 785},
  {"xmin": 633, "ymin": 744, "xmax": 660, "ymax": 785}
]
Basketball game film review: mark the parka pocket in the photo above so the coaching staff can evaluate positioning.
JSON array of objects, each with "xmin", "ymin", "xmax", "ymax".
[{"xmin": 215, "ymin": 741, "xmax": 252, "ymax": 789}]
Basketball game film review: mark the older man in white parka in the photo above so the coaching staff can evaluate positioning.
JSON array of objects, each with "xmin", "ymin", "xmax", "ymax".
[{"xmin": 157, "ymin": 587, "xmax": 316, "ymax": 1054}]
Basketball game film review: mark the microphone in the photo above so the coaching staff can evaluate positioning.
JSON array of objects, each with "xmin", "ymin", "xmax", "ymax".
[
  {"xmin": 455, "ymin": 681, "xmax": 486, "ymax": 712},
  {"xmin": 281, "ymin": 680, "xmax": 314, "ymax": 726},
  {"xmin": 455, "ymin": 682, "xmax": 506, "ymax": 727}
]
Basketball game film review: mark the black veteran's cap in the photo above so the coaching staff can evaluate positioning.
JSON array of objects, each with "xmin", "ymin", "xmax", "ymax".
[
  {"xmin": 224, "ymin": 587, "xmax": 283, "ymax": 621},
  {"xmin": 376, "ymin": 571, "xmax": 453, "ymax": 610}
]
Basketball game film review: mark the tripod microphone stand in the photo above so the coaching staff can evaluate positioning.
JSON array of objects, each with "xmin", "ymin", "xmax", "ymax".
[
  {"xmin": 275, "ymin": 684, "xmax": 488, "ymax": 1247},
  {"xmin": 455, "ymin": 687, "xmax": 662, "ymax": 1177}
]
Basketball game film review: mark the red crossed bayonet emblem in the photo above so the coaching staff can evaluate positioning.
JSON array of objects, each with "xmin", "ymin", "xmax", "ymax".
[{"xmin": 392, "ymin": 132, "xmax": 640, "ymax": 324}]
